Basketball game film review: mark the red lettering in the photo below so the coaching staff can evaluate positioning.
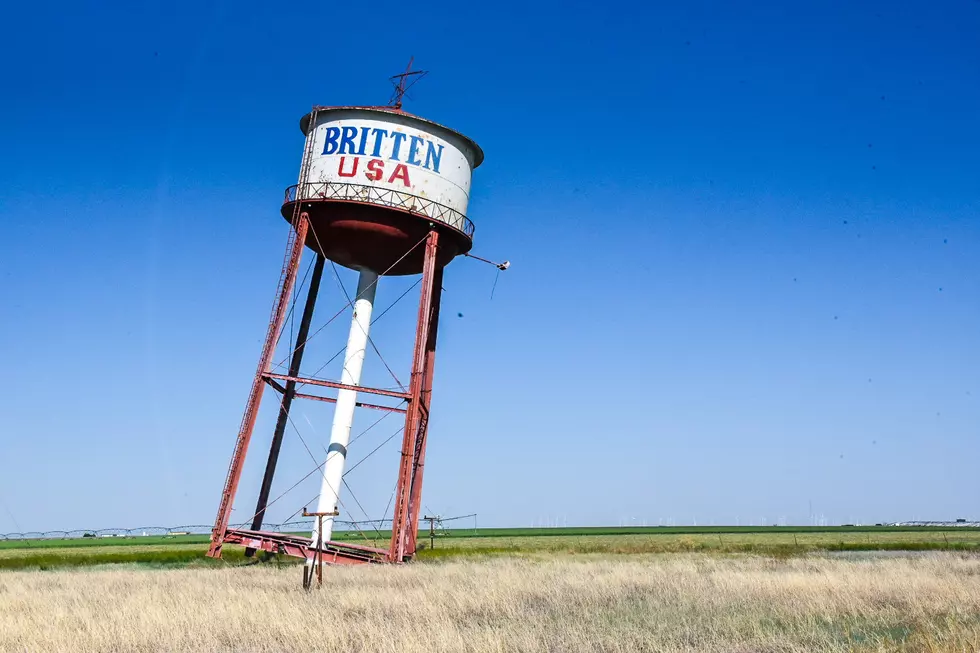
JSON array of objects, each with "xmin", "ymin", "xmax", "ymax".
[
  {"xmin": 388, "ymin": 163, "xmax": 410, "ymax": 187},
  {"xmin": 338, "ymin": 156, "xmax": 358, "ymax": 177},
  {"xmin": 365, "ymin": 158, "xmax": 384, "ymax": 181}
]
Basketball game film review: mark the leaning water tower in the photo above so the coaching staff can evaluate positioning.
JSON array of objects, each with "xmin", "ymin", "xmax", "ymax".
[{"xmin": 206, "ymin": 67, "xmax": 494, "ymax": 572}]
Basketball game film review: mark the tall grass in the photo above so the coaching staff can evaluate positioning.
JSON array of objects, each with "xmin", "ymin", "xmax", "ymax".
[{"xmin": 1, "ymin": 553, "xmax": 978, "ymax": 652}]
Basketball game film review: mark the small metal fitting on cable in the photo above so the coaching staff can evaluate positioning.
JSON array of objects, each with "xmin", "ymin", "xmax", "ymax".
[{"xmin": 465, "ymin": 252, "xmax": 511, "ymax": 271}]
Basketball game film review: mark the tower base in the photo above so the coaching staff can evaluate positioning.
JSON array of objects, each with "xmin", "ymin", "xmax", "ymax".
[{"xmin": 224, "ymin": 528, "xmax": 387, "ymax": 565}]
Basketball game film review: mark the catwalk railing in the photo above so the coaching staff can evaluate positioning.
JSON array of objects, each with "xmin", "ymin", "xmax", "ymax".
[{"xmin": 284, "ymin": 182, "xmax": 475, "ymax": 238}]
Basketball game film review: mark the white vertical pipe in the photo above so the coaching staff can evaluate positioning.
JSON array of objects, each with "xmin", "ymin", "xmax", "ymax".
[{"xmin": 311, "ymin": 269, "xmax": 378, "ymax": 549}]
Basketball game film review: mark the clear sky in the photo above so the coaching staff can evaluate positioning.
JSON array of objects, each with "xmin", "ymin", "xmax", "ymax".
[{"xmin": 1, "ymin": 0, "xmax": 977, "ymax": 533}]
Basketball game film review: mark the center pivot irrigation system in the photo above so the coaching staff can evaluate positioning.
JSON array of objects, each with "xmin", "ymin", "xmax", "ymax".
[{"xmin": 206, "ymin": 63, "xmax": 506, "ymax": 580}]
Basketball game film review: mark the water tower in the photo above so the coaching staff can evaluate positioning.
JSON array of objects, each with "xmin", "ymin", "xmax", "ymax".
[{"xmin": 206, "ymin": 68, "xmax": 496, "ymax": 569}]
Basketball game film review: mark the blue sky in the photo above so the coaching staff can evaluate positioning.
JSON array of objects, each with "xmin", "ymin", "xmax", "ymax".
[{"xmin": 0, "ymin": 0, "xmax": 977, "ymax": 532}]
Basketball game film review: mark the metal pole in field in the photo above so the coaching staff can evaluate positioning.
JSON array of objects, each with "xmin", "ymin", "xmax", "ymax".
[
  {"xmin": 424, "ymin": 515, "xmax": 437, "ymax": 550},
  {"xmin": 317, "ymin": 513, "xmax": 324, "ymax": 587},
  {"xmin": 303, "ymin": 508, "xmax": 335, "ymax": 589},
  {"xmin": 310, "ymin": 269, "xmax": 379, "ymax": 550}
]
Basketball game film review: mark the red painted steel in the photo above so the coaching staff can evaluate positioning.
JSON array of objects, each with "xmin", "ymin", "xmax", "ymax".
[
  {"xmin": 405, "ymin": 264, "xmax": 443, "ymax": 555},
  {"xmin": 207, "ymin": 213, "xmax": 310, "ymax": 558},
  {"xmin": 388, "ymin": 57, "xmax": 425, "ymax": 111},
  {"xmin": 388, "ymin": 229, "xmax": 440, "ymax": 562},
  {"xmin": 262, "ymin": 373, "xmax": 410, "ymax": 400},
  {"xmin": 291, "ymin": 391, "xmax": 407, "ymax": 414},
  {"xmin": 206, "ymin": 227, "xmax": 448, "ymax": 566},
  {"xmin": 280, "ymin": 198, "xmax": 469, "ymax": 276},
  {"xmin": 223, "ymin": 528, "xmax": 386, "ymax": 565},
  {"xmin": 284, "ymin": 182, "xmax": 474, "ymax": 238},
  {"xmin": 263, "ymin": 377, "xmax": 287, "ymax": 394}
]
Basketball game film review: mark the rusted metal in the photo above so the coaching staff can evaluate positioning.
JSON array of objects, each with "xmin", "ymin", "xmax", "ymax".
[
  {"xmin": 208, "ymin": 227, "xmax": 446, "ymax": 566},
  {"xmin": 263, "ymin": 377, "xmax": 287, "ymax": 394},
  {"xmin": 405, "ymin": 264, "xmax": 442, "ymax": 555},
  {"xmin": 388, "ymin": 229, "xmax": 440, "ymax": 562},
  {"xmin": 223, "ymin": 528, "xmax": 385, "ymax": 566},
  {"xmin": 302, "ymin": 508, "xmax": 340, "ymax": 588},
  {"xmin": 284, "ymin": 181, "xmax": 475, "ymax": 239},
  {"xmin": 464, "ymin": 252, "xmax": 510, "ymax": 270},
  {"xmin": 388, "ymin": 57, "xmax": 427, "ymax": 111},
  {"xmin": 247, "ymin": 254, "xmax": 327, "ymax": 555},
  {"xmin": 292, "ymin": 391, "xmax": 407, "ymax": 414},
  {"xmin": 262, "ymin": 373, "xmax": 410, "ymax": 400},
  {"xmin": 209, "ymin": 106, "xmax": 321, "ymax": 559},
  {"xmin": 207, "ymin": 213, "xmax": 310, "ymax": 558},
  {"xmin": 423, "ymin": 515, "xmax": 439, "ymax": 550}
]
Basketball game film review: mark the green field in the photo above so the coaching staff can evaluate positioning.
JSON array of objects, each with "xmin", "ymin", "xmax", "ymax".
[{"xmin": 2, "ymin": 526, "xmax": 979, "ymax": 571}]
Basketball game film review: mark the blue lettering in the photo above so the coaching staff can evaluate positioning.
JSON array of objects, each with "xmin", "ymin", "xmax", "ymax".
[
  {"xmin": 339, "ymin": 126, "xmax": 358, "ymax": 154},
  {"xmin": 322, "ymin": 126, "xmax": 341, "ymax": 155},
  {"xmin": 407, "ymin": 135, "xmax": 425, "ymax": 166},
  {"xmin": 370, "ymin": 128, "xmax": 388, "ymax": 157},
  {"xmin": 356, "ymin": 127, "xmax": 369, "ymax": 155},
  {"xmin": 424, "ymin": 141, "xmax": 443, "ymax": 173},
  {"xmin": 389, "ymin": 132, "xmax": 407, "ymax": 161}
]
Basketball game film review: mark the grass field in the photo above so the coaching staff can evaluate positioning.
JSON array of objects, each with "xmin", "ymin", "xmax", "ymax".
[
  {"xmin": 2, "ymin": 526, "xmax": 979, "ymax": 570},
  {"xmin": 3, "ymin": 553, "xmax": 979, "ymax": 652},
  {"xmin": 4, "ymin": 528, "xmax": 979, "ymax": 651}
]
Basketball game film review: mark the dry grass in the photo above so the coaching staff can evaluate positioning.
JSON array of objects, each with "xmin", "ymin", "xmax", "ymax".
[{"xmin": 2, "ymin": 553, "xmax": 979, "ymax": 652}]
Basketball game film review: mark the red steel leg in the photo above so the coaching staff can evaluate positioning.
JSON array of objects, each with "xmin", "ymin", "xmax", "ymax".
[
  {"xmin": 404, "ymin": 264, "xmax": 442, "ymax": 555},
  {"xmin": 207, "ymin": 214, "xmax": 310, "ymax": 558},
  {"xmin": 388, "ymin": 229, "xmax": 440, "ymax": 562}
]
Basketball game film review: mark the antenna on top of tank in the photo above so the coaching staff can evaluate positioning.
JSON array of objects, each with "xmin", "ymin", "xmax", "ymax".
[{"xmin": 388, "ymin": 57, "xmax": 428, "ymax": 110}]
